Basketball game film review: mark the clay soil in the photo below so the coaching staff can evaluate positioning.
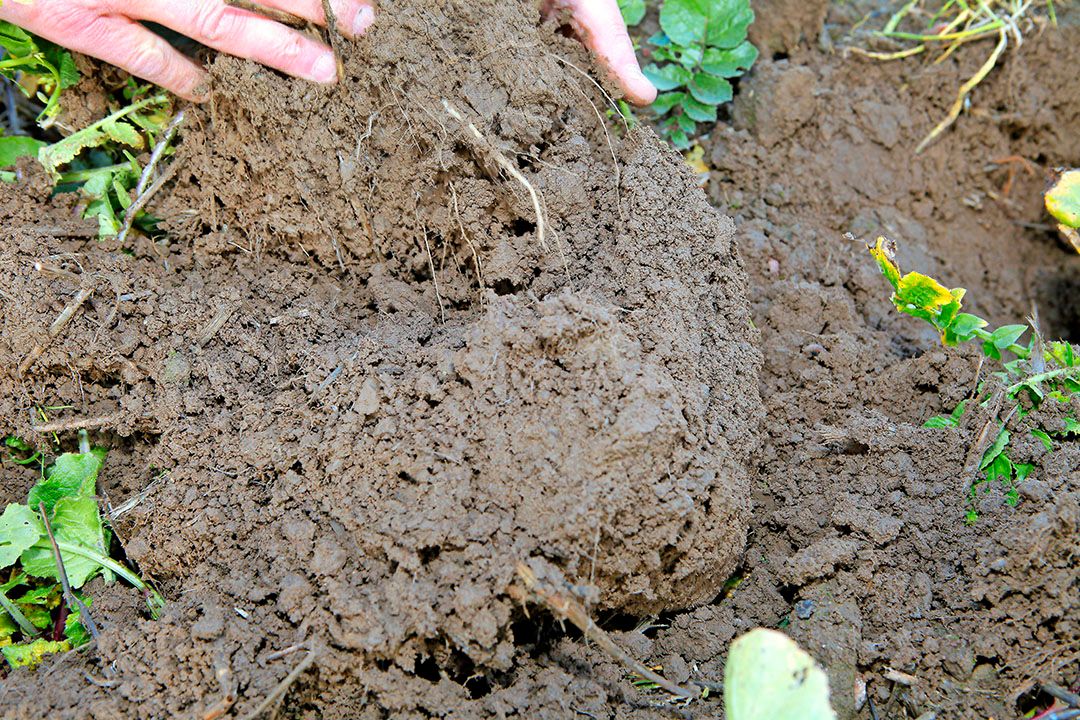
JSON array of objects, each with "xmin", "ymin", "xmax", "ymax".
[{"xmin": 0, "ymin": 1, "xmax": 1077, "ymax": 718}]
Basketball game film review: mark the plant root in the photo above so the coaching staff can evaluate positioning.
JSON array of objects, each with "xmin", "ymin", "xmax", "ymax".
[
  {"xmin": 915, "ymin": 27, "xmax": 1008, "ymax": 154},
  {"xmin": 39, "ymin": 501, "xmax": 100, "ymax": 641},
  {"xmin": 449, "ymin": 182, "xmax": 485, "ymax": 306},
  {"xmin": 237, "ymin": 648, "xmax": 317, "ymax": 720},
  {"xmin": 442, "ymin": 99, "xmax": 548, "ymax": 251},
  {"xmin": 509, "ymin": 561, "xmax": 701, "ymax": 703},
  {"xmin": 117, "ymin": 109, "xmax": 187, "ymax": 245},
  {"xmin": 18, "ymin": 287, "xmax": 94, "ymax": 376},
  {"xmin": 201, "ymin": 657, "xmax": 238, "ymax": 720},
  {"xmin": 319, "ymin": 0, "xmax": 347, "ymax": 82}
]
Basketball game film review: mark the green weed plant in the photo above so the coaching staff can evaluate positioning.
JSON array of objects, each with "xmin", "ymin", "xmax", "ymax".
[{"xmin": 869, "ymin": 237, "xmax": 1080, "ymax": 523}]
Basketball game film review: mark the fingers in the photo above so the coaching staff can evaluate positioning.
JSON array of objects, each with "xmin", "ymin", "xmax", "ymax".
[
  {"xmin": 132, "ymin": 0, "xmax": 341, "ymax": 84},
  {"xmin": 566, "ymin": 0, "xmax": 656, "ymax": 106},
  {"xmin": 23, "ymin": 10, "xmax": 210, "ymax": 101},
  {"xmin": 258, "ymin": 0, "xmax": 375, "ymax": 37}
]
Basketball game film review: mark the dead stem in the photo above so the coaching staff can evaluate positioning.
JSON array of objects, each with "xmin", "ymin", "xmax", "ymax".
[
  {"xmin": 442, "ymin": 99, "xmax": 548, "ymax": 251},
  {"xmin": 33, "ymin": 415, "xmax": 116, "ymax": 434},
  {"xmin": 237, "ymin": 649, "xmax": 317, "ymax": 720},
  {"xmin": 320, "ymin": 0, "xmax": 347, "ymax": 81},
  {"xmin": 18, "ymin": 287, "xmax": 94, "ymax": 376},
  {"xmin": 202, "ymin": 658, "xmax": 238, "ymax": 720},
  {"xmin": 197, "ymin": 302, "xmax": 238, "ymax": 347},
  {"xmin": 117, "ymin": 110, "xmax": 187, "ymax": 245},
  {"xmin": 39, "ymin": 501, "xmax": 100, "ymax": 641},
  {"xmin": 449, "ymin": 182, "xmax": 485, "ymax": 306},
  {"xmin": 224, "ymin": 0, "xmax": 306, "ymax": 27},
  {"xmin": 510, "ymin": 562, "xmax": 700, "ymax": 703}
]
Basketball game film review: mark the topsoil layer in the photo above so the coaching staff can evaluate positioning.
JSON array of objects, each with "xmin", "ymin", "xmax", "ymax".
[{"xmin": 0, "ymin": 0, "xmax": 1078, "ymax": 718}]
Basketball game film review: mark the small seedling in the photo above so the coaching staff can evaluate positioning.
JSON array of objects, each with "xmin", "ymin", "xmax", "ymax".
[
  {"xmin": 1045, "ymin": 168, "xmax": 1080, "ymax": 252},
  {"xmin": 626, "ymin": 0, "xmax": 757, "ymax": 149},
  {"xmin": 0, "ymin": 434, "xmax": 162, "ymax": 669},
  {"xmin": 868, "ymin": 237, "xmax": 1079, "ymax": 522}
]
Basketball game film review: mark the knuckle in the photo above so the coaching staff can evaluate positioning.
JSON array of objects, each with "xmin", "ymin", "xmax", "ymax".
[
  {"xmin": 192, "ymin": 4, "xmax": 237, "ymax": 44},
  {"xmin": 123, "ymin": 37, "xmax": 171, "ymax": 79}
]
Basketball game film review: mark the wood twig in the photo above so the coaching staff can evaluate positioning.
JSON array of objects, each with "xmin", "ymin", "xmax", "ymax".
[
  {"xmin": 510, "ymin": 562, "xmax": 700, "ymax": 703},
  {"xmin": 442, "ymin": 99, "xmax": 548, "ymax": 251},
  {"xmin": 237, "ymin": 649, "xmax": 317, "ymax": 720},
  {"xmin": 224, "ymin": 0, "xmax": 306, "ymax": 27},
  {"xmin": 117, "ymin": 110, "xmax": 186, "ymax": 245},
  {"xmin": 202, "ymin": 658, "xmax": 238, "ymax": 720},
  {"xmin": 18, "ymin": 287, "xmax": 94, "ymax": 376},
  {"xmin": 39, "ymin": 501, "xmax": 100, "ymax": 641}
]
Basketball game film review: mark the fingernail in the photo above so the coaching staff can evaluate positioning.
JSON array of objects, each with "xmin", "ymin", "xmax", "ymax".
[
  {"xmin": 352, "ymin": 6, "xmax": 374, "ymax": 35},
  {"xmin": 311, "ymin": 52, "xmax": 338, "ymax": 83}
]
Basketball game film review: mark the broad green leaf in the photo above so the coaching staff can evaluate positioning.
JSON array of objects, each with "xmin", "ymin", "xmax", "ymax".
[
  {"xmin": 617, "ymin": 0, "xmax": 646, "ymax": 26},
  {"xmin": 702, "ymin": 41, "xmax": 759, "ymax": 77},
  {"xmin": 689, "ymin": 73, "xmax": 733, "ymax": 105},
  {"xmin": 0, "ymin": 504, "xmax": 43, "ymax": 569},
  {"xmin": 20, "ymin": 496, "xmax": 107, "ymax": 588},
  {"xmin": 660, "ymin": 0, "xmax": 755, "ymax": 49},
  {"xmin": 11, "ymin": 584, "xmax": 59, "ymax": 608},
  {"xmin": 642, "ymin": 63, "xmax": 691, "ymax": 91},
  {"xmin": 675, "ymin": 113, "xmax": 697, "ymax": 134},
  {"xmin": 667, "ymin": 127, "xmax": 691, "ymax": 149},
  {"xmin": 1064, "ymin": 417, "xmax": 1080, "ymax": 436},
  {"xmin": 681, "ymin": 95, "xmax": 717, "ymax": 123},
  {"xmin": 950, "ymin": 400, "xmax": 969, "ymax": 421},
  {"xmin": 1030, "ymin": 428, "xmax": 1053, "ymax": 451},
  {"xmin": 64, "ymin": 611, "xmax": 91, "ymax": 648},
  {"xmin": 984, "ymin": 452, "xmax": 1012, "ymax": 482},
  {"xmin": 41, "ymin": 42, "xmax": 79, "ymax": 88},
  {"xmin": 0, "ymin": 136, "xmax": 46, "ymax": 168},
  {"xmin": 1, "ymin": 638, "xmax": 71, "ymax": 669},
  {"xmin": 27, "ymin": 448, "xmax": 107, "ymax": 517},
  {"xmin": 725, "ymin": 628, "xmax": 837, "ymax": 720},
  {"xmin": 0, "ymin": 21, "xmax": 37, "ymax": 59},
  {"xmin": 923, "ymin": 415, "xmax": 956, "ymax": 429},
  {"xmin": 949, "ymin": 313, "xmax": 989, "ymax": 342},
  {"xmin": 989, "ymin": 324, "xmax": 1028, "ymax": 350},
  {"xmin": 1014, "ymin": 463, "xmax": 1034, "ymax": 482},
  {"xmin": 19, "ymin": 602, "xmax": 51, "ymax": 630},
  {"xmin": 982, "ymin": 341, "xmax": 1001, "ymax": 361},
  {"xmin": 1045, "ymin": 169, "xmax": 1080, "ymax": 229},
  {"xmin": 652, "ymin": 91, "xmax": 687, "ymax": 115},
  {"xmin": 979, "ymin": 428, "xmax": 1010, "ymax": 471},
  {"xmin": 0, "ymin": 612, "xmax": 16, "ymax": 645}
]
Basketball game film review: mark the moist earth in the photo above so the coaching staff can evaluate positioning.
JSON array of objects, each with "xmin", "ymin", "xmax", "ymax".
[{"xmin": 1, "ymin": 1, "xmax": 1078, "ymax": 719}]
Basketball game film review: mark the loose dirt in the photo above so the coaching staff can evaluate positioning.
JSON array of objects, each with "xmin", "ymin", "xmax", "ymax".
[{"xmin": 0, "ymin": 0, "xmax": 1077, "ymax": 718}]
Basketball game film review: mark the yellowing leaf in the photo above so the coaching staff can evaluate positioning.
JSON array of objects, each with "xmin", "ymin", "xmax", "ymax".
[
  {"xmin": 725, "ymin": 629, "xmax": 836, "ymax": 720},
  {"xmin": 896, "ymin": 272, "xmax": 953, "ymax": 312},
  {"xmin": 1, "ymin": 638, "xmax": 71, "ymax": 669},
  {"xmin": 868, "ymin": 237, "xmax": 901, "ymax": 290},
  {"xmin": 1045, "ymin": 169, "xmax": 1080, "ymax": 229}
]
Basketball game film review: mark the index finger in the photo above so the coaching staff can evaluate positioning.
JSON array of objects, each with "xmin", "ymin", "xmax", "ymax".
[{"xmin": 565, "ymin": 0, "xmax": 657, "ymax": 106}]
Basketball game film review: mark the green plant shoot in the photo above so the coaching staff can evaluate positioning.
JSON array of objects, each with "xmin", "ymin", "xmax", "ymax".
[
  {"xmin": 1045, "ymin": 168, "xmax": 1080, "ymax": 252},
  {"xmin": 0, "ymin": 20, "xmax": 79, "ymax": 124},
  {"xmin": 869, "ymin": 237, "xmax": 1080, "ymax": 523},
  {"xmin": 0, "ymin": 440, "xmax": 164, "ymax": 669},
  {"xmin": 642, "ymin": 0, "xmax": 758, "ymax": 148}
]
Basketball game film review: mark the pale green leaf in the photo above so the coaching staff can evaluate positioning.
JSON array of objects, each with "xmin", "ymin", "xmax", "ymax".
[
  {"xmin": 0, "ymin": 504, "xmax": 43, "ymax": 570},
  {"xmin": 725, "ymin": 628, "xmax": 837, "ymax": 720}
]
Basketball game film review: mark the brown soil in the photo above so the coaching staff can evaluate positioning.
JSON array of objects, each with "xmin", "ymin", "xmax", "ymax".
[{"xmin": 1, "ymin": 1, "xmax": 1077, "ymax": 719}]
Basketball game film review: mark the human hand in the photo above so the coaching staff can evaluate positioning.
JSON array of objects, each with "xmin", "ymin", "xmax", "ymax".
[
  {"xmin": 544, "ymin": 0, "xmax": 657, "ymax": 106},
  {"xmin": 0, "ymin": 0, "xmax": 656, "ymax": 106},
  {"xmin": 0, "ymin": 0, "xmax": 376, "ymax": 101}
]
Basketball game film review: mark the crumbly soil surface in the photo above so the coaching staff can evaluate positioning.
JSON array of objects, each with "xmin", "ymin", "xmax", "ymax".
[{"xmin": 0, "ymin": 1, "xmax": 1077, "ymax": 718}]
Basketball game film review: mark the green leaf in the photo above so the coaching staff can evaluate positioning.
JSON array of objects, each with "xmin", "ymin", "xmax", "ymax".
[
  {"xmin": 1063, "ymin": 417, "xmax": 1080, "ymax": 436},
  {"xmin": 725, "ymin": 628, "xmax": 837, "ymax": 720},
  {"xmin": 0, "ymin": 504, "xmax": 43, "ymax": 570},
  {"xmin": 984, "ymin": 452, "xmax": 1012, "ymax": 482},
  {"xmin": 667, "ymin": 127, "xmax": 691, "ymax": 149},
  {"xmin": 618, "ymin": 0, "xmax": 647, "ymax": 26},
  {"xmin": 1030, "ymin": 428, "xmax": 1054, "ymax": 451},
  {"xmin": 28, "ymin": 448, "xmax": 107, "ymax": 517},
  {"xmin": 702, "ymin": 41, "xmax": 759, "ymax": 77},
  {"xmin": 0, "ymin": 612, "xmax": 16, "ymax": 645},
  {"xmin": 21, "ymin": 496, "xmax": 108, "ymax": 588},
  {"xmin": 660, "ymin": 0, "xmax": 755, "ymax": 49},
  {"xmin": 64, "ymin": 608, "xmax": 92, "ymax": 648},
  {"xmin": 989, "ymin": 324, "xmax": 1028, "ymax": 350},
  {"xmin": 1, "ymin": 638, "xmax": 71, "ymax": 669},
  {"xmin": 923, "ymin": 415, "xmax": 956, "ymax": 429},
  {"xmin": 0, "ymin": 136, "xmax": 47, "ymax": 169},
  {"xmin": 950, "ymin": 400, "xmax": 969, "ymax": 422},
  {"xmin": 19, "ymin": 602, "xmax": 52, "ymax": 630},
  {"xmin": 681, "ymin": 95, "xmax": 718, "ymax": 123},
  {"xmin": 652, "ymin": 91, "xmax": 687, "ymax": 115},
  {"xmin": 895, "ymin": 272, "xmax": 954, "ymax": 313},
  {"xmin": 979, "ymin": 428, "xmax": 1010, "ymax": 471},
  {"xmin": 0, "ymin": 21, "xmax": 38, "ymax": 59},
  {"xmin": 949, "ymin": 313, "xmax": 990, "ymax": 343},
  {"xmin": 642, "ymin": 63, "xmax": 692, "ymax": 91},
  {"xmin": 100, "ymin": 118, "xmax": 143, "ymax": 149},
  {"xmin": 1013, "ymin": 462, "xmax": 1034, "ymax": 482},
  {"xmin": 41, "ymin": 42, "xmax": 79, "ymax": 89},
  {"xmin": 689, "ymin": 73, "xmax": 733, "ymax": 105}
]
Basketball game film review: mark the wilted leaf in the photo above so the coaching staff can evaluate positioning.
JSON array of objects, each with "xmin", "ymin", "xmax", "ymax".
[
  {"xmin": 1, "ymin": 638, "xmax": 71, "ymax": 669},
  {"xmin": 1045, "ymin": 169, "xmax": 1080, "ymax": 229},
  {"xmin": 895, "ymin": 272, "xmax": 954, "ymax": 312}
]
